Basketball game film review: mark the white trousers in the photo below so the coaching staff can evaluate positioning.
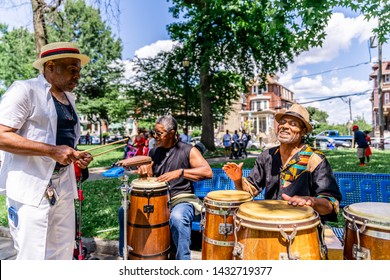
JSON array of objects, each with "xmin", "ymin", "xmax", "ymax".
[{"xmin": 7, "ymin": 167, "xmax": 76, "ymax": 260}]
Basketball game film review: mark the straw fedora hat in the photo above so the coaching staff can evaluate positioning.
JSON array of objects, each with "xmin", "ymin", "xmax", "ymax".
[
  {"xmin": 275, "ymin": 103, "xmax": 313, "ymax": 133},
  {"xmin": 33, "ymin": 42, "xmax": 90, "ymax": 71}
]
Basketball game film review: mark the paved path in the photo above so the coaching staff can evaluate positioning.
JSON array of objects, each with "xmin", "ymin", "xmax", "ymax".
[{"xmin": 0, "ymin": 153, "xmax": 259, "ymax": 260}]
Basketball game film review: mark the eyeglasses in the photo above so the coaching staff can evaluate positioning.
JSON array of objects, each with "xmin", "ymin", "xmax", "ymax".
[{"xmin": 153, "ymin": 130, "xmax": 169, "ymax": 138}]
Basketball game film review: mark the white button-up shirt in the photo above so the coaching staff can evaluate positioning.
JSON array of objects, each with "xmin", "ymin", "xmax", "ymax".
[{"xmin": 0, "ymin": 75, "xmax": 80, "ymax": 206}]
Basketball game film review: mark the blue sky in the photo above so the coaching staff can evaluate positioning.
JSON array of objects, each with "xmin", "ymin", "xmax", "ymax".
[{"xmin": 1, "ymin": 0, "xmax": 389, "ymax": 125}]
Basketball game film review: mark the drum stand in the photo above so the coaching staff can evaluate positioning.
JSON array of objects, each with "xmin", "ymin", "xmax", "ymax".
[{"xmin": 120, "ymin": 174, "xmax": 132, "ymax": 260}]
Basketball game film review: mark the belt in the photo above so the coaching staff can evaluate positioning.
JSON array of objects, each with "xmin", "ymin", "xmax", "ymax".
[{"xmin": 53, "ymin": 166, "xmax": 68, "ymax": 174}]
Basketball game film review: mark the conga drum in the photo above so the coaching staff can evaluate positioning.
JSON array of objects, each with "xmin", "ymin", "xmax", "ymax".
[
  {"xmin": 343, "ymin": 202, "xmax": 390, "ymax": 260},
  {"xmin": 202, "ymin": 190, "xmax": 253, "ymax": 260},
  {"xmin": 233, "ymin": 200, "xmax": 322, "ymax": 260},
  {"xmin": 127, "ymin": 177, "xmax": 170, "ymax": 260}
]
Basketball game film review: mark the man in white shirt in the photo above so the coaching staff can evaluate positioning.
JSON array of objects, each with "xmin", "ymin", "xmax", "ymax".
[{"xmin": 0, "ymin": 42, "xmax": 93, "ymax": 260}]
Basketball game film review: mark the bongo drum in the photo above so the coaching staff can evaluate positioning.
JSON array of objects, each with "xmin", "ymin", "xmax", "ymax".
[
  {"xmin": 233, "ymin": 200, "xmax": 322, "ymax": 260},
  {"xmin": 201, "ymin": 190, "xmax": 253, "ymax": 260},
  {"xmin": 343, "ymin": 202, "xmax": 390, "ymax": 260},
  {"xmin": 127, "ymin": 177, "xmax": 170, "ymax": 260}
]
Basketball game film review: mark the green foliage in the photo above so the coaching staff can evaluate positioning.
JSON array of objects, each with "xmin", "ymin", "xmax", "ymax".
[
  {"xmin": 338, "ymin": 0, "xmax": 390, "ymax": 43},
  {"xmin": 307, "ymin": 106, "xmax": 329, "ymax": 123},
  {"xmin": 0, "ymin": 24, "xmax": 36, "ymax": 95},
  {"xmin": 0, "ymin": 195, "xmax": 7, "ymax": 227},
  {"xmin": 191, "ymin": 129, "xmax": 202, "ymax": 137},
  {"xmin": 167, "ymin": 0, "xmax": 336, "ymax": 150},
  {"xmin": 45, "ymin": 0, "xmax": 127, "ymax": 123}
]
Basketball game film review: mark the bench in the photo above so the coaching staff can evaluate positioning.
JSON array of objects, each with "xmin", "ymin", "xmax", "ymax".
[{"xmin": 192, "ymin": 168, "xmax": 390, "ymax": 232}]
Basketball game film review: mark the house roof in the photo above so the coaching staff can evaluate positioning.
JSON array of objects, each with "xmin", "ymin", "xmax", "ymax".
[{"xmin": 370, "ymin": 61, "xmax": 390, "ymax": 79}]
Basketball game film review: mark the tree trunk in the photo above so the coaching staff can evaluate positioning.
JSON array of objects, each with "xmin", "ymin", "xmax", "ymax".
[
  {"xmin": 199, "ymin": 63, "xmax": 216, "ymax": 151},
  {"xmin": 31, "ymin": 0, "xmax": 48, "ymax": 57}
]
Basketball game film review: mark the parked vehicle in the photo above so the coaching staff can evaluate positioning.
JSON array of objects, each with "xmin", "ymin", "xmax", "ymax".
[
  {"xmin": 247, "ymin": 139, "xmax": 265, "ymax": 149},
  {"xmin": 107, "ymin": 135, "xmax": 124, "ymax": 143},
  {"xmin": 79, "ymin": 135, "xmax": 100, "ymax": 145},
  {"xmin": 315, "ymin": 130, "xmax": 353, "ymax": 144},
  {"xmin": 314, "ymin": 136, "xmax": 351, "ymax": 149},
  {"xmin": 191, "ymin": 136, "xmax": 222, "ymax": 147},
  {"xmin": 370, "ymin": 136, "xmax": 390, "ymax": 149}
]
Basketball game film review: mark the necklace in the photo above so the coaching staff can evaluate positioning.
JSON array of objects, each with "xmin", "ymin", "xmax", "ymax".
[{"xmin": 51, "ymin": 92, "xmax": 74, "ymax": 121}]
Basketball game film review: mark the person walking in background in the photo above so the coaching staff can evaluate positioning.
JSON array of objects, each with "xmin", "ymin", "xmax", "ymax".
[
  {"xmin": 85, "ymin": 131, "xmax": 91, "ymax": 144},
  {"xmin": 0, "ymin": 42, "xmax": 93, "ymax": 259},
  {"xmin": 240, "ymin": 129, "xmax": 248, "ymax": 158},
  {"xmin": 241, "ymin": 129, "xmax": 250, "ymax": 148},
  {"xmin": 180, "ymin": 127, "xmax": 192, "ymax": 144},
  {"xmin": 118, "ymin": 115, "xmax": 212, "ymax": 260},
  {"xmin": 148, "ymin": 130, "xmax": 156, "ymax": 152},
  {"xmin": 352, "ymin": 125, "xmax": 368, "ymax": 166},
  {"xmin": 233, "ymin": 130, "xmax": 239, "ymax": 142},
  {"xmin": 222, "ymin": 129, "xmax": 232, "ymax": 157},
  {"xmin": 133, "ymin": 131, "xmax": 146, "ymax": 156},
  {"xmin": 223, "ymin": 104, "xmax": 342, "ymax": 222},
  {"xmin": 364, "ymin": 130, "xmax": 372, "ymax": 163}
]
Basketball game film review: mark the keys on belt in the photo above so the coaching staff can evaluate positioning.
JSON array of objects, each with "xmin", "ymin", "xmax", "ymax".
[{"xmin": 46, "ymin": 179, "xmax": 59, "ymax": 206}]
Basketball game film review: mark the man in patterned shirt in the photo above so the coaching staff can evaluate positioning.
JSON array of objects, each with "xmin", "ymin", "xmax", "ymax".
[{"xmin": 223, "ymin": 104, "xmax": 341, "ymax": 222}]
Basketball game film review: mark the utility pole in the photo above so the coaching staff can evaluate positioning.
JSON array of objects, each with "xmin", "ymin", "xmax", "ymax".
[{"xmin": 377, "ymin": 20, "xmax": 384, "ymax": 150}]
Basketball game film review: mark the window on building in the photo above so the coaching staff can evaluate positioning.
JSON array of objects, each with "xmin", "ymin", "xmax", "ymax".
[
  {"xmin": 385, "ymin": 92, "xmax": 390, "ymax": 105},
  {"xmin": 252, "ymin": 85, "xmax": 258, "ymax": 94},
  {"xmin": 384, "ymin": 74, "xmax": 390, "ymax": 83},
  {"xmin": 259, "ymin": 117, "xmax": 267, "ymax": 131}
]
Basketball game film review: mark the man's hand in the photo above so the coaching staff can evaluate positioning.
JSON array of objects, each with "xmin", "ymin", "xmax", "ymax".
[
  {"xmin": 222, "ymin": 162, "xmax": 244, "ymax": 182},
  {"xmin": 136, "ymin": 161, "xmax": 154, "ymax": 177},
  {"xmin": 75, "ymin": 152, "xmax": 93, "ymax": 169},
  {"xmin": 281, "ymin": 194, "xmax": 314, "ymax": 207},
  {"xmin": 51, "ymin": 145, "xmax": 80, "ymax": 166}
]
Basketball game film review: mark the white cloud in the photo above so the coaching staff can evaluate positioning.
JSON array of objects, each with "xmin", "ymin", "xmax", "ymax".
[
  {"xmin": 123, "ymin": 40, "xmax": 177, "ymax": 79},
  {"xmin": 134, "ymin": 40, "xmax": 176, "ymax": 58},
  {"xmin": 279, "ymin": 12, "xmax": 380, "ymax": 125},
  {"xmin": 294, "ymin": 13, "xmax": 377, "ymax": 66}
]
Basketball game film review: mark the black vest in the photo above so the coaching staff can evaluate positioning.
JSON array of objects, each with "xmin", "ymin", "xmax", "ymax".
[{"xmin": 149, "ymin": 141, "xmax": 193, "ymax": 198}]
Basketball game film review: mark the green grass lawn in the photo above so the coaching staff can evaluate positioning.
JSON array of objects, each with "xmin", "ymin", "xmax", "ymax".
[{"xmin": 1, "ymin": 147, "xmax": 389, "ymax": 240}]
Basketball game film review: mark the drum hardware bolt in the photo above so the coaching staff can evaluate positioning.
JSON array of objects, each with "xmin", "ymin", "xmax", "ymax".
[
  {"xmin": 318, "ymin": 223, "xmax": 329, "ymax": 260},
  {"xmin": 352, "ymin": 244, "xmax": 371, "ymax": 260},
  {"xmin": 352, "ymin": 219, "xmax": 369, "ymax": 260},
  {"xmin": 200, "ymin": 206, "xmax": 206, "ymax": 232},
  {"xmin": 221, "ymin": 210, "xmax": 232, "ymax": 237},
  {"xmin": 233, "ymin": 217, "xmax": 243, "ymax": 259},
  {"xmin": 232, "ymin": 242, "xmax": 244, "ymax": 259},
  {"xmin": 119, "ymin": 175, "xmax": 131, "ymax": 261},
  {"xmin": 278, "ymin": 225, "xmax": 299, "ymax": 260},
  {"xmin": 143, "ymin": 204, "xmax": 154, "ymax": 213},
  {"xmin": 219, "ymin": 223, "xmax": 233, "ymax": 236},
  {"xmin": 144, "ymin": 190, "xmax": 154, "ymax": 217}
]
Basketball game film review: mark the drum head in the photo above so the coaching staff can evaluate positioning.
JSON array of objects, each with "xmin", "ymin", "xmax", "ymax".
[
  {"xmin": 237, "ymin": 200, "xmax": 315, "ymax": 221},
  {"xmin": 131, "ymin": 177, "xmax": 167, "ymax": 190},
  {"xmin": 344, "ymin": 202, "xmax": 390, "ymax": 228},
  {"xmin": 206, "ymin": 190, "xmax": 252, "ymax": 202}
]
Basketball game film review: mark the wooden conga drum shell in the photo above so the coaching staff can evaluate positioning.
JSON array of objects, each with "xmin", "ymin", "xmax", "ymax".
[
  {"xmin": 343, "ymin": 202, "xmax": 390, "ymax": 260},
  {"xmin": 234, "ymin": 200, "xmax": 322, "ymax": 260},
  {"xmin": 127, "ymin": 178, "xmax": 170, "ymax": 260},
  {"xmin": 201, "ymin": 190, "xmax": 253, "ymax": 260}
]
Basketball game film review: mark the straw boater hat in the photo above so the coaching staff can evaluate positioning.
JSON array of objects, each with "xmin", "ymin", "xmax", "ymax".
[
  {"xmin": 275, "ymin": 103, "xmax": 313, "ymax": 133},
  {"xmin": 32, "ymin": 42, "xmax": 90, "ymax": 71}
]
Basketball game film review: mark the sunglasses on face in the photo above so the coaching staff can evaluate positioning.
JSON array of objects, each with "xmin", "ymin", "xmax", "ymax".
[{"xmin": 153, "ymin": 129, "xmax": 173, "ymax": 138}]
